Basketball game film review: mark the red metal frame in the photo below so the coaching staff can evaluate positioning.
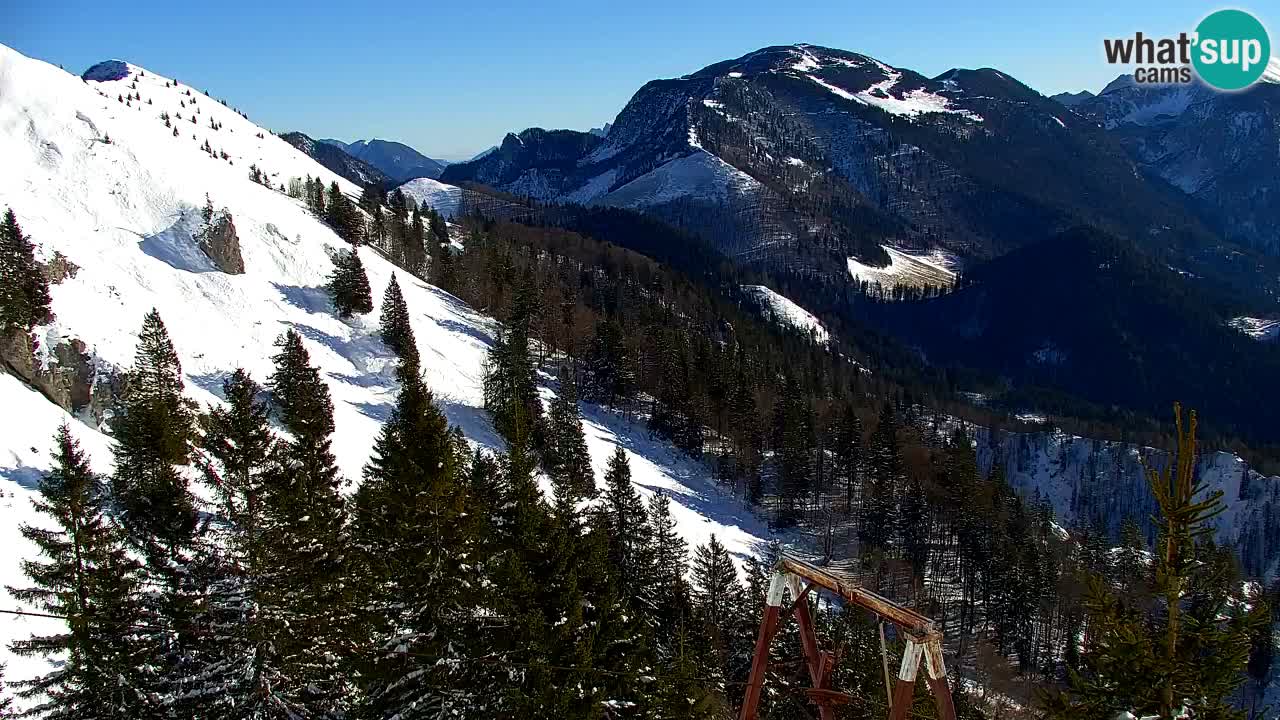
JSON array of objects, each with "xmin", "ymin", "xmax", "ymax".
[{"xmin": 738, "ymin": 556, "xmax": 956, "ymax": 720}]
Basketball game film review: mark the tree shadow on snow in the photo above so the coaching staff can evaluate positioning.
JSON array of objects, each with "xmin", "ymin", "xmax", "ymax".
[
  {"xmin": 273, "ymin": 283, "xmax": 334, "ymax": 315},
  {"xmin": 1, "ymin": 464, "xmax": 44, "ymax": 491}
]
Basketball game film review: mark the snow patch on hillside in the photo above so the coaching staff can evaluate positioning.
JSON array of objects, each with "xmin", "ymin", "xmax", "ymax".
[
  {"xmin": 1228, "ymin": 316, "xmax": 1280, "ymax": 342},
  {"xmin": 846, "ymin": 246, "xmax": 957, "ymax": 291},
  {"xmin": 395, "ymin": 176, "xmax": 463, "ymax": 218},
  {"xmin": 599, "ymin": 151, "xmax": 761, "ymax": 208},
  {"xmin": 802, "ymin": 64, "xmax": 981, "ymax": 121},
  {"xmin": 743, "ymin": 285, "xmax": 829, "ymax": 343}
]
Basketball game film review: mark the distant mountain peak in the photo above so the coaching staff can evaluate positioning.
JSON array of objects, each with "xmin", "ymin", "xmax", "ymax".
[{"xmin": 319, "ymin": 138, "xmax": 449, "ymax": 181}]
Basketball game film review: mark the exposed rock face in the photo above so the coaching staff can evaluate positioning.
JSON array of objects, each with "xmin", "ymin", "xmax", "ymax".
[
  {"xmin": 197, "ymin": 209, "xmax": 245, "ymax": 274},
  {"xmin": 42, "ymin": 250, "xmax": 79, "ymax": 284},
  {"xmin": 975, "ymin": 425, "xmax": 1280, "ymax": 580},
  {"xmin": 0, "ymin": 332, "xmax": 96, "ymax": 416}
]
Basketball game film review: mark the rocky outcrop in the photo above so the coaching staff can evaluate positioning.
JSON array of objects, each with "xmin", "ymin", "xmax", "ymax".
[
  {"xmin": 1, "ymin": 332, "xmax": 89, "ymax": 413},
  {"xmin": 42, "ymin": 250, "xmax": 79, "ymax": 285},
  {"xmin": 197, "ymin": 209, "xmax": 245, "ymax": 274}
]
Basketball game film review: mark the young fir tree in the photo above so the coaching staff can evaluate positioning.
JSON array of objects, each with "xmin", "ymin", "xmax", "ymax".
[
  {"xmin": 860, "ymin": 402, "xmax": 902, "ymax": 558},
  {"xmin": 7, "ymin": 425, "xmax": 148, "ymax": 718},
  {"xmin": 0, "ymin": 665, "xmax": 11, "ymax": 718},
  {"xmin": 378, "ymin": 274, "xmax": 418, "ymax": 367},
  {"xmin": 110, "ymin": 310, "xmax": 199, "ymax": 552},
  {"xmin": 543, "ymin": 369, "xmax": 595, "ymax": 502},
  {"xmin": 261, "ymin": 330, "xmax": 354, "ymax": 718},
  {"xmin": 325, "ymin": 181, "xmax": 362, "ymax": 244},
  {"xmin": 599, "ymin": 446, "xmax": 654, "ymax": 603},
  {"xmin": 328, "ymin": 247, "xmax": 373, "ymax": 319},
  {"xmin": 350, "ymin": 361, "xmax": 476, "ymax": 719},
  {"xmin": 482, "ymin": 323, "xmax": 542, "ymax": 446},
  {"xmin": 1041, "ymin": 405, "xmax": 1269, "ymax": 720},
  {"xmin": 691, "ymin": 534, "xmax": 743, "ymax": 637},
  {"xmin": 192, "ymin": 369, "xmax": 278, "ymax": 716},
  {"xmin": 0, "ymin": 207, "xmax": 53, "ymax": 337},
  {"xmin": 110, "ymin": 310, "xmax": 211, "ymax": 713}
]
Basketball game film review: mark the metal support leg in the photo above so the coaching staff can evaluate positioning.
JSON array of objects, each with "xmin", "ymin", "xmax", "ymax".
[
  {"xmin": 889, "ymin": 638, "xmax": 923, "ymax": 720},
  {"xmin": 790, "ymin": 579, "xmax": 835, "ymax": 720},
  {"xmin": 923, "ymin": 636, "xmax": 957, "ymax": 720},
  {"xmin": 739, "ymin": 571, "xmax": 789, "ymax": 720}
]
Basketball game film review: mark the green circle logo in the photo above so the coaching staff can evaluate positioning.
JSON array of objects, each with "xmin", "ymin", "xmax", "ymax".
[{"xmin": 1192, "ymin": 9, "xmax": 1271, "ymax": 90}]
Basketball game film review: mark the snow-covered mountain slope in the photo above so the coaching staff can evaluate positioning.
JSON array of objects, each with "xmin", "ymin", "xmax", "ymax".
[
  {"xmin": 742, "ymin": 285, "xmax": 828, "ymax": 343},
  {"xmin": 0, "ymin": 44, "xmax": 775, "ymax": 690},
  {"xmin": 1070, "ymin": 68, "xmax": 1280, "ymax": 256},
  {"xmin": 443, "ymin": 43, "xmax": 1217, "ymax": 290},
  {"xmin": 320, "ymin": 138, "xmax": 449, "ymax": 181}
]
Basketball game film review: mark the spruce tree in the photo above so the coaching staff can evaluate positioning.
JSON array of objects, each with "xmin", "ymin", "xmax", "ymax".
[
  {"xmin": 328, "ymin": 247, "xmax": 373, "ymax": 319},
  {"xmin": 351, "ymin": 361, "xmax": 474, "ymax": 719},
  {"xmin": 600, "ymin": 446, "xmax": 654, "ymax": 602},
  {"xmin": 192, "ymin": 369, "xmax": 278, "ymax": 716},
  {"xmin": 7, "ymin": 425, "xmax": 148, "ymax": 718},
  {"xmin": 378, "ymin": 274, "xmax": 418, "ymax": 366},
  {"xmin": 260, "ymin": 330, "xmax": 353, "ymax": 717},
  {"xmin": 543, "ymin": 369, "xmax": 595, "ymax": 503},
  {"xmin": 111, "ymin": 309, "xmax": 198, "ymax": 551},
  {"xmin": 109, "ymin": 309, "xmax": 203, "ymax": 714},
  {"xmin": 0, "ymin": 207, "xmax": 52, "ymax": 336},
  {"xmin": 691, "ymin": 535, "xmax": 742, "ymax": 635},
  {"xmin": 0, "ymin": 665, "xmax": 11, "ymax": 718},
  {"xmin": 482, "ymin": 323, "xmax": 542, "ymax": 446}
]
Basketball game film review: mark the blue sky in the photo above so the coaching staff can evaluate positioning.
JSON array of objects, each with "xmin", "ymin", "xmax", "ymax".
[{"xmin": 4, "ymin": 1, "xmax": 1274, "ymax": 159}]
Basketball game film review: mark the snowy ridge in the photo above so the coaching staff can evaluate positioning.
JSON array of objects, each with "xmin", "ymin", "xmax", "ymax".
[
  {"xmin": 742, "ymin": 285, "xmax": 829, "ymax": 344},
  {"xmin": 846, "ymin": 245, "xmax": 957, "ymax": 291},
  {"xmin": 0, "ymin": 44, "xmax": 776, "ymax": 694}
]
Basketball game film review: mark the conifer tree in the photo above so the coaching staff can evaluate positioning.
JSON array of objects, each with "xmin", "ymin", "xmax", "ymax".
[
  {"xmin": 1041, "ymin": 405, "xmax": 1268, "ymax": 720},
  {"xmin": 482, "ymin": 323, "xmax": 542, "ymax": 445},
  {"xmin": 543, "ymin": 369, "xmax": 595, "ymax": 502},
  {"xmin": 378, "ymin": 274, "xmax": 418, "ymax": 366},
  {"xmin": 111, "ymin": 309, "xmax": 198, "ymax": 552},
  {"xmin": 351, "ymin": 359, "xmax": 475, "ymax": 718},
  {"xmin": 0, "ymin": 665, "xmax": 11, "ymax": 718},
  {"xmin": 327, "ymin": 247, "xmax": 373, "ymax": 319},
  {"xmin": 260, "ymin": 329, "xmax": 353, "ymax": 717},
  {"xmin": 7, "ymin": 425, "xmax": 148, "ymax": 718},
  {"xmin": 192, "ymin": 369, "xmax": 278, "ymax": 715},
  {"xmin": 108, "ymin": 310, "xmax": 205, "ymax": 713},
  {"xmin": 0, "ymin": 207, "xmax": 53, "ymax": 337},
  {"xmin": 691, "ymin": 534, "xmax": 742, "ymax": 636},
  {"xmin": 860, "ymin": 402, "xmax": 901, "ymax": 556},
  {"xmin": 600, "ymin": 446, "xmax": 654, "ymax": 601}
]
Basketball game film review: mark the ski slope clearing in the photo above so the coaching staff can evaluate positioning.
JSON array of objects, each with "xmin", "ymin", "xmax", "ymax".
[
  {"xmin": 396, "ymin": 176, "xmax": 464, "ymax": 218},
  {"xmin": 0, "ymin": 43, "xmax": 776, "ymax": 694},
  {"xmin": 846, "ymin": 245, "xmax": 957, "ymax": 292},
  {"xmin": 1228, "ymin": 315, "xmax": 1280, "ymax": 342},
  {"xmin": 743, "ymin": 285, "xmax": 829, "ymax": 344}
]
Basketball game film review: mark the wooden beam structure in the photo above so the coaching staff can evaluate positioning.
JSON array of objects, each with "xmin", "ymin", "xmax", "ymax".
[{"xmin": 738, "ymin": 555, "xmax": 956, "ymax": 720}]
